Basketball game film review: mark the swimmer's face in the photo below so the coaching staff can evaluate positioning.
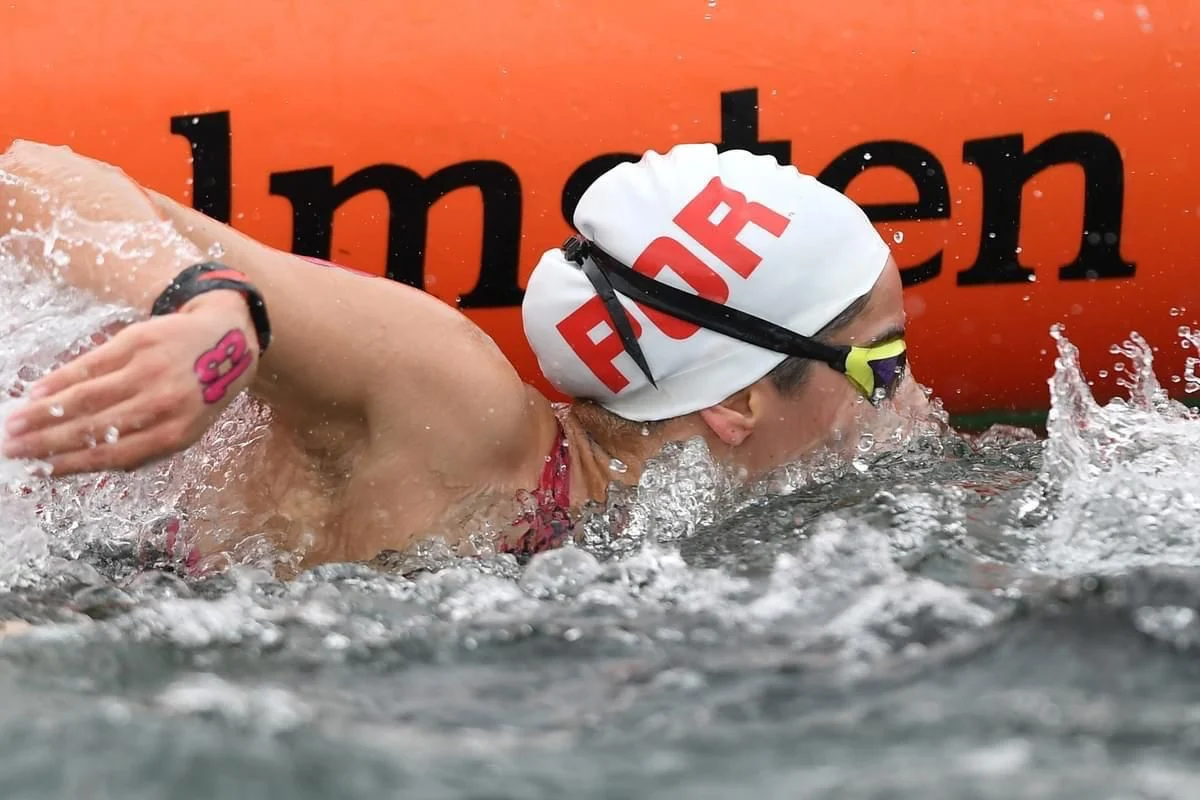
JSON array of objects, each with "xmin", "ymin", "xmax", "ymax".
[{"xmin": 696, "ymin": 258, "xmax": 931, "ymax": 476}]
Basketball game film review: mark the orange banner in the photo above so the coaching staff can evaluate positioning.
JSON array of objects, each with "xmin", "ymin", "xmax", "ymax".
[{"xmin": 1, "ymin": 0, "xmax": 1196, "ymax": 416}]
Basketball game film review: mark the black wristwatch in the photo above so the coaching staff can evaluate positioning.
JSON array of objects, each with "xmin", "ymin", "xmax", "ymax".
[{"xmin": 150, "ymin": 261, "xmax": 273, "ymax": 354}]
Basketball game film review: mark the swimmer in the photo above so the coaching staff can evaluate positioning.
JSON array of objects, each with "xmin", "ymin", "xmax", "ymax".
[{"xmin": 0, "ymin": 141, "xmax": 929, "ymax": 570}]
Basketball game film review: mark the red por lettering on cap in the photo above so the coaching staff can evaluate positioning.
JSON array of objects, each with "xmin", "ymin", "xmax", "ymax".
[
  {"xmin": 673, "ymin": 176, "xmax": 791, "ymax": 279},
  {"xmin": 555, "ymin": 176, "xmax": 792, "ymax": 392},
  {"xmin": 556, "ymin": 294, "xmax": 644, "ymax": 394},
  {"xmin": 632, "ymin": 236, "xmax": 730, "ymax": 340}
]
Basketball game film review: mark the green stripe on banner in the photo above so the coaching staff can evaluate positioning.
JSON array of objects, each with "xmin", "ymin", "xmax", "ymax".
[{"xmin": 948, "ymin": 397, "xmax": 1200, "ymax": 432}]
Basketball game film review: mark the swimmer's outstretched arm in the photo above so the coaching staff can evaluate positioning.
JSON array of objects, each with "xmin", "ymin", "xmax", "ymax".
[{"xmin": 0, "ymin": 141, "xmax": 544, "ymax": 481}]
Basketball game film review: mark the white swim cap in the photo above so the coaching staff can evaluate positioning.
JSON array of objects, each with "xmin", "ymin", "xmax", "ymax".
[{"xmin": 522, "ymin": 143, "xmax": 890, "ymax": 422}]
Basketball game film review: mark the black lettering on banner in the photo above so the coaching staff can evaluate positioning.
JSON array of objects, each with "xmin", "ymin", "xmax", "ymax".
[
  {"xmin": 561, "ymin": 154, "xmax": 640, "ymax": 229},
  {"xmin": 172, "ymin": 89, "xmax": 1135, "ymax": 306},
  {"xmin": 561, "ymin": 88, "xmax": 792, "ymax": 226},
  {"xmin": 268, "ymin": 162, "xmax": 525, "ymax": 307},
  {"xmin": 169, "ymin": 112, "xmax": 232, "ymax": 224},
  {"xmin": 717, "ymin": 88, "xmax": 792, "ymax": 164},
  {"xmin": 819, "ymin": 142, "xmax": 950, "ymax": 287},
  {"xmin": 958, "ymin": 132, "xmax": 1134, "ymax": 286}
]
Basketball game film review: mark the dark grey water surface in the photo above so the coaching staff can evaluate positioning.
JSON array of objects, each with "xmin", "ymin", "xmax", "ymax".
[{"xmin": 3, "ymin": 417, "xmax": 1200, "ymax": 800}]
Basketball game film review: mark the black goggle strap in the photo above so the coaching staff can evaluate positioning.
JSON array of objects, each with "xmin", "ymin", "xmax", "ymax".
[
  {"xmin": 578, "ymin": 255, "xmax": 659, "ymax": 388},
  {"xmin": 563, "ymin": 235, "xmax": 851, "ymax": 377}
]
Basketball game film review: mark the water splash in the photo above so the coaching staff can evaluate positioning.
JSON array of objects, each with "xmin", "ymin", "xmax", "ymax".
[
  {"xmin": 1018, "ymin": 325, "xmax": 1200, "ymax": 576},
  {"xmin": 581, "ymin": 437, "xmax": 742, "ymax": 556},
  {"xmin": 0, "ymin": 198, "xmax": 274, "ymax": 587},
  {"xmin": 1181, "ymin": 326, "xmax": 1200, "ymax": 394}
]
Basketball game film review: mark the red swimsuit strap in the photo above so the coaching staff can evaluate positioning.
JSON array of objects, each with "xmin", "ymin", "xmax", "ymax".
[
  {"xmin": 539, "ymin": 422, "xmax": 572, "ymax": 512},
  {"xmin": 499, "ymin": 421, "xmax": 574, "ymax": 558}
]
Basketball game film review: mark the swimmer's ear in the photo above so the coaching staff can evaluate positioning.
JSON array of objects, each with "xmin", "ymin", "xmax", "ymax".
[{"xmin": 697, "ymin": 387, "xmax": 759, "ymax": 447}]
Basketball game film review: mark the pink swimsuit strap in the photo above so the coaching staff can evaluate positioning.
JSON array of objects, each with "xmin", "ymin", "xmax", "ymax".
[{"xmin": 500, "ymin": 421, "xmax": 575, "ymax": 558}]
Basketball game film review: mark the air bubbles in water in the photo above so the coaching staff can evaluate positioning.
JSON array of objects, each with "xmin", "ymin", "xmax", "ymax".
[
  {"xmin": 608, "ymin": 457, "xmax": 628, "ymax": 474},
  {"xmin": 206, "ymin": 242, "xmax": 225, "ymax": 260},
  {"xmin": 48, "ymin": 404, "xmax": 64, "ymax": 417},
  {"xmin": 104, "ymin": 425, "xmax": 119, "ymax": 444},
  {"xmin": 892, "ymin": 231, "xmax": 904, "ymax": 244}
]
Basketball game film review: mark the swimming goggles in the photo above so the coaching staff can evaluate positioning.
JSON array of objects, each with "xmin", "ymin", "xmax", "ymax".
[{"xmin": 562, "ymin": 235, "xmax": 907, "ymax": 404}]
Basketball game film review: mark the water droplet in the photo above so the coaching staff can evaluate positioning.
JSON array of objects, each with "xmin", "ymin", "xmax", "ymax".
[
  {"xmin": 862, "ymin": 152, "xmax": 873, "ymax": 161},
  {"xmin": 206, "ymin": 242, "xmax": 225, "ymax": 260},
  {"xmin": 1027, "ymin": 274, "xmax": 1037, "ymax": 282},
  {"xmin": 1170, "ymin": 307, "xmax": 1184, "ymax": 317},
  {"xmin": 608, "ymin": 457, "xmax": 628, "ymax": 474},
  {"xmin": 1098, "ymin": 369, "xmax": 1109, "ymax": 378},
  {"xmin": 892, "ymin": 231, "xmax": 904, "ymax": 244},
  {"xmin": 49, "ymin": 404, "xmax": 64, "ymax": 418},
  {"xmin": 104, "ymin": 426, "xmax": 120, "ymax": 444},
  {"xmin": 1114, "ymin": 363, "xmax": 1125, "ymax": 372},
  {"xmin": 640, "ymin": 425, "xmax": 650, "ymax": 437}
]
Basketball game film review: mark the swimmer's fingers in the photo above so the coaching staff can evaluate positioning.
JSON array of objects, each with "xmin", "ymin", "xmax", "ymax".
[
  {"xmin": 25, "ymin": 327, "xmax": 140, "ymax": 400},
  {"xmin": 3, "ymin": 369, "xmax": 141, "ymax": 439},
  {"xmin": 3, "ymin": 393, "xmax": 185, "ymax": 474},
  {"xmin": 41, "ymin": 426, "xmax": 181, "ymax": 476}
]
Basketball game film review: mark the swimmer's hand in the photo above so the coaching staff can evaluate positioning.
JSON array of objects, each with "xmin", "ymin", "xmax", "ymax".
[{"xmin": 1, "ymin": 291, "xmax": 258, "ymax": 474}]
